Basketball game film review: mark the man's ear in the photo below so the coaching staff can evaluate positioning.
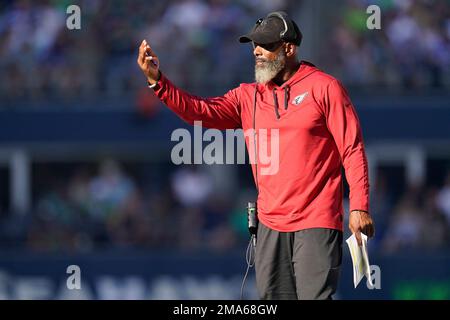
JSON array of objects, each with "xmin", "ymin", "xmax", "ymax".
[{"xmin": 285, "ymin": 43, "xmax": 296, "ymax": 57}]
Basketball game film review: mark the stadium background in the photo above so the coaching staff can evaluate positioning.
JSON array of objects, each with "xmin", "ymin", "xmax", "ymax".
[{"xmin": 0, "ymin": 0, "xmax": 449, "ymax": 299}]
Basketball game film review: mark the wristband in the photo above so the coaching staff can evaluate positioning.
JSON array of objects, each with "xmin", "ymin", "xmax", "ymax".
[{"xmin": 147, "ymin": 71, "xmax": 161, "ymax": 89}]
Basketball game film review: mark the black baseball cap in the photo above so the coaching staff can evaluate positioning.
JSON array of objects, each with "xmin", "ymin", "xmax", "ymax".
[{"xmin": 239, "ymin": 11, "xmax": 302, "ymax": 46}]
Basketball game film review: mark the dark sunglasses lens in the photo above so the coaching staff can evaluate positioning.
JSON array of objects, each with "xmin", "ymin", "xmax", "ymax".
[
  {"xmin": 263, "ymin": 42, "xmax": 282, "ymax": 51},
  {"xmin": 266, "ymin": 43, "xmax": 277, "ymax": 51},
  {"xmin": 252, "ymin": 42, "xmax": 281, "ymax": 51}
]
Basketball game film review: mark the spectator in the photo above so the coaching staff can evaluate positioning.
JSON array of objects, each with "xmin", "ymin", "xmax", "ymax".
[
  {"xmin": 436, "ymin": 170, "xmax": 450, "ymax": 225},
  {"xmin": 87, "ymin": 159, "xmax": 137, "ymax": 221},
  {"xmin": 170, "ymin": 165, "xmax": 213, "ymax": 208},
  {"xmin": 421, "ymin": 188, "xmax": 449, "ymax": 251},
  {"xmin": 381, "ymin": 189, "xmax": 424, "ymax": 254}
]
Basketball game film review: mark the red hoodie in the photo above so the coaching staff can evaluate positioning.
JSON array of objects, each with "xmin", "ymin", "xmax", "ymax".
[{"xmin": 153, "ymin": 61, "xmax": 369, "ymax": 232}]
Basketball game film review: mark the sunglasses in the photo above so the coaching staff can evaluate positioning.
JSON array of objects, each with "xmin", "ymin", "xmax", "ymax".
[{"xmin": 252, "ymin": 41, "xmax": 284, "ymax": 52}]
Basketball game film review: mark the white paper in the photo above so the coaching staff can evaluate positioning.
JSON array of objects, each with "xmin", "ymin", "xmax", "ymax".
[{"xmin": 346, "ymin": 233, "xmax": 373, "ymax": 288}]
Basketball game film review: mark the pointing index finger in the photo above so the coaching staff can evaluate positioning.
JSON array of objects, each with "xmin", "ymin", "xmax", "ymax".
[{"xmin": 139, "ymin": 41, "xmax": 147, "ymax": 63}]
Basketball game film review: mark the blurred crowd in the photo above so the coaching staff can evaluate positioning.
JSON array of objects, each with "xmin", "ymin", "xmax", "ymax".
[
  {"xmin": 0, "ymin": 159, "xmax": 254, "ymax": 253},
  {"xmin": 355, "ymin": 170, "xmax": 450, "ymax": 254},
  {"xmin": 0, "ymin": 158, "xmax": 449, "ymax": 254},
  {"xmin": 0, "ymin": 0, "xmax": 291, "ymax": 101},
  {"xmin": 324, "ymin": 0, "xmax": 450, "ymax": 91},
  {"xmin": 0, "ymin": 0, "xmax": 449, "ymax": 103}
]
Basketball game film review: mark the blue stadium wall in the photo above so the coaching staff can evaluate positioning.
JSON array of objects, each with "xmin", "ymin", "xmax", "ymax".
[
  {"xmin": 0, "ymin": 250, "xmax": 449, "ymax": 300},
  {"xmin": 1, "ymin": 96, "xmax": 450, "ymax": 145}
]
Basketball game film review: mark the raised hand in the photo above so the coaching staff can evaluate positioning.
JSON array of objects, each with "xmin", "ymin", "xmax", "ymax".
[{"xmin": 137, "ymin": 40, "xmax": 160, "ymax": 85}]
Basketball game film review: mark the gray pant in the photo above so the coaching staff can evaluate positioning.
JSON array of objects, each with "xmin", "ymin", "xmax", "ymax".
[{"xmin": 255, "ymin": 223, "xmax": 343, "ymax": 300}]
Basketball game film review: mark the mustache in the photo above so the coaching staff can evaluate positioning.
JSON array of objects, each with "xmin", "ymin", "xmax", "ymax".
[{"xmin": 255, "ymin": 58, "xmax": 268, "ymax": 63}]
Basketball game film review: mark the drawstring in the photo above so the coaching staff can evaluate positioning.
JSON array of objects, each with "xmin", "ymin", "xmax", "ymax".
[
  {"xmin": 284, "ymin": 86, "xmax": 289, "ymax": 110},
  {"xmin": 253, "ymin": 85, "xmax": 257, "ymax": 129},
  {"xmin": 272, "ymin": 87, "xmax": 289, "ymax": 119},
  {"xmin": 272, "ymin": 89, "xmax": 280, "ymax": 119}
]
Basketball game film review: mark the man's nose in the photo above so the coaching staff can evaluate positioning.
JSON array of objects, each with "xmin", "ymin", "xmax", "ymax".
[{"xmin": 253, "ymin": 45, "xmax": 262, "ymax": 57}]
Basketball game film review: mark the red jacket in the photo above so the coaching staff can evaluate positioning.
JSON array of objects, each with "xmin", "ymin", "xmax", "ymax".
[{"xmin": 153, "ymin": 61, "xmax": 369, "ymax": 232}]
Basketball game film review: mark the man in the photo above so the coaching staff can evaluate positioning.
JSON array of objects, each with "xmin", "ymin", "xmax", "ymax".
[{"xmin": 137, "ymin": 11, "xmax": 375, "ymax": 300}]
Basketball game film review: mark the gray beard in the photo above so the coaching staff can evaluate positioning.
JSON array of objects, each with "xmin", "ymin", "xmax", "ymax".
[{"xmin": 255, "ymin": 50, "xmax": 286, "ymax": 84}]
